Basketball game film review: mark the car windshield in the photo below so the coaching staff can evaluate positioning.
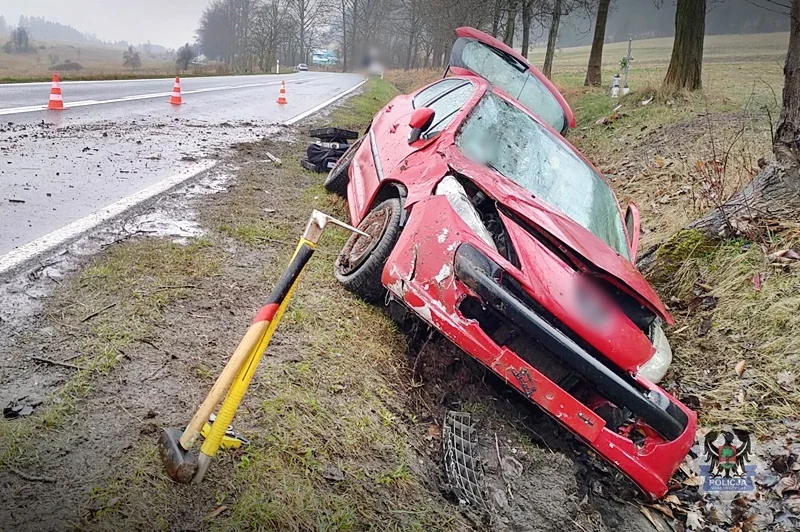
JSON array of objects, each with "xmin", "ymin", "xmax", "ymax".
[{"xmin": 455, "ymin": 92, "xmax": 629, "ymax": 258}]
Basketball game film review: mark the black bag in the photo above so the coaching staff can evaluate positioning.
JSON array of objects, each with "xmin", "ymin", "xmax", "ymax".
[{"xmin": 304, "ymin": 141, "xmax": 349, "ymax": 173}]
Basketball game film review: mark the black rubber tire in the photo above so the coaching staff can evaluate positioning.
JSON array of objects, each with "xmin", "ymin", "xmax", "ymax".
[
  {"xmin": 324, "ymin": 136, "xmax": 363, "ymax": 197},
  {"xmin": 335, "ymin": 197, "xmax": 402, "ymax": 304}
]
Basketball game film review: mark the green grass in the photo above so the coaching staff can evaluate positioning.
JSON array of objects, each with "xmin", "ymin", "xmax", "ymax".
[
  {"xmin": 328, "ymin": 77, "xmax": 399, "ymax": 130},
  {"xmin": 79, "ymin": 76, "xmax": 467, "ymax": 530},
  {"xmin": 0, "ymin": 239, "xmax": 219, "ymax": 468}
]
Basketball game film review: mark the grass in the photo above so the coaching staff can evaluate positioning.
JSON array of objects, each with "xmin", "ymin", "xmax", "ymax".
[
  {"xmin": 74, "ymin": 77, "xmax": 468, "ymax": 530},
  {"xmin": 0, "ymin": 239, "xmax": 219, "ymax": 468}
]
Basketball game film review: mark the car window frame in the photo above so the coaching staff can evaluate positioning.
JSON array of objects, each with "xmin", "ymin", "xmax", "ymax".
[
  {"xmin": 418, "ymin": 80, "xmax": 475, "ymax": 140},
  {"xmin": 412, "ymin": 79, "xmax": 470, "ymax": 109}
]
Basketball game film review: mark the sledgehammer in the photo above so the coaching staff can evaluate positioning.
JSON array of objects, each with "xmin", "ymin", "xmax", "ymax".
[{"xmin": 159, "ymin": 210, "xmax": 368, "ymax": 484}]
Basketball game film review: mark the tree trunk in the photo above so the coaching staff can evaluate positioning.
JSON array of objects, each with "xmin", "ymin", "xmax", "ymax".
[
  {"xmin": 520, "ymin": 0, "xmax": 532, "ymax": 59},
  {"xmin": 542, "ymin": 0, "xmax": 562, "ymax": 79},
  {"xmin": 662, "ymin": 0, "xmax": 706, "ymax": 92},
  {"xmin": 503, "ymin": 0, "xmax": 517, "ymax": 47},
  {"xmin": 491, "ymin": 0, "xmax": 503, "ymax": 38},
  {"xmin": 584, "ymin": 0, "xmax": 611, "ymax": 87},
  {"xmin": 649, "ymin": 0, "xmax": 800, "ymax": 250},
  {"xmin": 341, "ymin": 0, "xmax": 348, "ymax": 72}
]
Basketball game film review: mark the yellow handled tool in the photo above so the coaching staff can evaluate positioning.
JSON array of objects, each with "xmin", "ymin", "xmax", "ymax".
[{"xmin": 159, "ymin": 210, "xmax": 368, "ymax": 484}]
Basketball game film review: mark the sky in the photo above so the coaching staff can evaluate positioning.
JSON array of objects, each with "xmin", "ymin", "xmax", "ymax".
[{"xmin": 0, "ymin": 0, "xmax": 209, "ymax": 48}]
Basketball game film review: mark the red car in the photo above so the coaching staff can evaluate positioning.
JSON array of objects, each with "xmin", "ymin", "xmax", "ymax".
[{"xmin": 325, "ymin": 28, "xmax": 696, "ymax": 500}]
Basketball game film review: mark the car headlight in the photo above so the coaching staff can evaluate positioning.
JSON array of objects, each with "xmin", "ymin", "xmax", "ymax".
[
  {"xmin": 435, "ymin": 176, "xmax": 497, "ymax": 252},
  {"xmin": 639, "ymin": 322, "xmax": 673, "ymax": 383}
]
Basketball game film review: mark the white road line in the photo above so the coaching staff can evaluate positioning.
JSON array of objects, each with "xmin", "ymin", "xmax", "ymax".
[
  {"xmin": 0, "ymin": 77, "xmax": 323, "ymax": 116},
  {"xmin": 283, "ymin": 78, "xmax": 368, "ymax": 125},
  {"xmin": 0, "ymin": 161, "xmax": 217, "ymax": 276},
  {"xmin": 0, "ymin": 76, "xmax": 367, "ymax": 276}
]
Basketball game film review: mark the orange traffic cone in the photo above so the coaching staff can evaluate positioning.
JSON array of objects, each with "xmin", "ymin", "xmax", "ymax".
[
  {"xmin": 47, "ymin": 73, "xmax": 65, "ymax": 110},
  {"xmin": 169, "ymin": 77, "xmax": 184, "ymax": 105},
  {"xmin": 276, "ymin": 81, "xmax": 287, "ymax": 104}
]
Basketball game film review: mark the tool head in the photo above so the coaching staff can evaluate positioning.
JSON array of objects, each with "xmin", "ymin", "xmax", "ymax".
[
  {"xmin": 303, "ymin": 210, "xmax": 370, "ymax": 244},
  {"xmin": 158, "ymin": 427, "xmax": 198, "ymax": 483}
]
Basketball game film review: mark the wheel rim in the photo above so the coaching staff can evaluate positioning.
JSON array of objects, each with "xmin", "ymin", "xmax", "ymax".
[
  {"xmin": 325, "ymin": 141, "xmax": 358, "ymax": 185},
  {"xmin": 337, "ymin": 204, "xmax": 391, "ymax": 275}
]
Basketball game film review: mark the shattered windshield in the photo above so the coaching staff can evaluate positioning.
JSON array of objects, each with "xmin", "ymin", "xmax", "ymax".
[{"xmin": 455, "ymin": 92, "xmax": 630, "ymax": 259}]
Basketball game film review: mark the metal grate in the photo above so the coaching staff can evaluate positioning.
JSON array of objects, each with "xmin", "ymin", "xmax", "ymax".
[{"xmin": 442, "ymin": 411, "xmax": 488, "ymax": 511}]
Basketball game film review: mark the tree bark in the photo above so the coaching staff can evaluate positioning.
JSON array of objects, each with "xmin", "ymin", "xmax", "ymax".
[
  {"xmin": 503, "ymin": 0, "xmax": 518, "ymax": 47},
  {"xmin": 491, "ymin": 0, "xmax": 503, "ymax": 38},
  {"xmin": 520, "ymin": 0, "xmax": 533, "ymax": 59},
  {"xmin": 774, "ymin": 0, "xmax": 800, "ymax": 166},
  {"xmin": 584, "ymin": 0, "xmax": 611, "ymax": 87},
  {"xmin": 662, "ymin": 0, "xmax": 706, "ymax": 92},
  {"xmin": 542, "ymin": 0, "xmax": 562, "ymax": 79}
]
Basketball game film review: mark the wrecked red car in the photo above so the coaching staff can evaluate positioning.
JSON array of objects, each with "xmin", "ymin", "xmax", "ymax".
[{"xmin": 324, "ymin": 27, "xmax": 696, "ymax": 500}]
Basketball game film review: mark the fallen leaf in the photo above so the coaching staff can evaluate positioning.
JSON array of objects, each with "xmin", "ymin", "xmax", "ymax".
[
  {"xmin": 427, "ymin": 425, "xmax": 441, "ymax": 440},
  {"xmin": 664, "ymin": 494, "xmax": 681, "ymax": 506},
  {"xmin": 735, "ymin": 360, "xmax": 746, "ymax": 378},
  {"xmin": 776, "ymin": 474, "xmax": 800, "ymax": 496},
  {"xmin": 698, "ymin": 317, "xmax": 712, "ymax": 337},
  {"xmin": 777, "ymin": 371, "xmax": 795, "ymax": 391},
  {"xmin": 501, "ymin": 456, "xmax": 524, "ymax": 479},
  {"xmin": 751, "ymin": 272, "xmax": 763, "ymax": 291},
  {"xmin": 686, "ymin": 511, "xmax": 704, "ymax": 530},
  {"xmin": 654, "ymin": 156, "xmax": 666, "ymax": 168},
  {"xmin": 205, "ymin": 505, "xmax": 228, "ymax": 519},
  {"xmin": 639, "ymin": 507, "xmax": 666, "ymax": 532},
  {"xmin": 648, "ymin": 503, "xmax": 675, "ymax": 519},
  {"xmin": 682, "ymin": 476, "xmax": 702, "ymax": 487},
  {"xmin": 322, "ymin": 464, "xmax": 345, "ymax": 482}
]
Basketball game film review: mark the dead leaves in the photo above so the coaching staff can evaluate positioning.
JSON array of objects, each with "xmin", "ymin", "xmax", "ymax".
[
  {"xmin": 775, "ymin": 474, "xmax": 800, "ymax": 497},
  {"xmin": 735, "ymin": 360, "xmax": 747, "ymax": 378}
]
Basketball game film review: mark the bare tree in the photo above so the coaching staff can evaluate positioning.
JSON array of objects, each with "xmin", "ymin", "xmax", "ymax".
[
  {"xmin": 584, "ymin": 0, "xmax": 611, "ymax": 86},
  {"xmin": 542, "ymin": 0, "xmax": 563, "ymax": 78},
  {"xmin": 123, "ymin": 46, "xmax": 142, "ymax": 71}
]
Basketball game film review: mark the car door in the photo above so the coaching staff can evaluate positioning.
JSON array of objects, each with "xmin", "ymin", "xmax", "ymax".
[
  {"xmin": 355, "ymin": 79, "xmax": 476, "ymax": 220},
  {"xmin": 449, "ymin": 27, "xmax": 575, "ymax": 135}
]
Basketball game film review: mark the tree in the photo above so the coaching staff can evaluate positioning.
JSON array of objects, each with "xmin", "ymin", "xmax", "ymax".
[
  {"xmin": 542, "ymin": 0, "xmax": 563, "ymax": 78},
  {"xmin": 122, "ymin": 46, "xmax": 141, "ymax": 71},
  {"xmin": 661, "ymin": 0, "xmax": 706, "ymax": 92},
  {"xmin": 6, "ymin": 26, "xmax": 31, "ymax": 53},
  {"xmin": 584, "ymin": 0, "xmax": 611, "ymax": 86},
  {"xmin": 177, "ymin": 43, "xmax": 197, "ymax": 71}
]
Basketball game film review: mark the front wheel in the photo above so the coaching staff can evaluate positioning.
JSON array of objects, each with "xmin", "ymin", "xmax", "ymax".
[
  {"xmin": 335, "ymin": 198, "xmax": 402, "ymax": 303},
  {"xmin": 324, "ymin": 136, "xmax": 363, "ymax": 197}
]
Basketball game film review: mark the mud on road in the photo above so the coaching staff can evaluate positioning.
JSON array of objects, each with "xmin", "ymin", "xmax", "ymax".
[{"xmin": 0, "ymin": 89, "xmax": 671, "ymax": 531}]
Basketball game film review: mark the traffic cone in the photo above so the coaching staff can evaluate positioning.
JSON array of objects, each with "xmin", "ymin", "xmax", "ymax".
[
  {"xmin": 47, "ymin": 73, "xmax": 65, "ymax": 110},
  {"xmin": 169, "ymin": 77, "xmax": 184, "ymax": 105},
  {"xmin": 276, "ymin": 81, "xmax": 287, "ymax": 104}
]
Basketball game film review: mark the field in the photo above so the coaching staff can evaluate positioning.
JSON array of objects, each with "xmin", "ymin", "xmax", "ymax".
[
  {"xmin": 0, "ymin": 32, "xmax": 183, "ymax": 82},
  {"xmin": 2, "ymin": 31, "xmax": 800, "ymax": 530}
]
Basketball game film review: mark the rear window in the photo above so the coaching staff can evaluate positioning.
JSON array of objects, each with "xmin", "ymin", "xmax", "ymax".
[
  {"xmin": 412, "ymin": 79, "xmax": 467, "ymax": 108},
  {"xmin": 453, "ymin": 39, "xmax": 567, "ymax": 133}
]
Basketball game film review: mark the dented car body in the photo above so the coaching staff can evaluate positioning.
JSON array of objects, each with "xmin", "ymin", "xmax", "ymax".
[{"xmin": 328, "ymin": 28, "xmax": 696, "ymax": 500}]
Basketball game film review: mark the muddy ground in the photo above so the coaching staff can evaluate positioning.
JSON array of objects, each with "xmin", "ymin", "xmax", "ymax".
[{"xmin": 0, "ymin": 87, "xmax": 674, "ymax": 531}]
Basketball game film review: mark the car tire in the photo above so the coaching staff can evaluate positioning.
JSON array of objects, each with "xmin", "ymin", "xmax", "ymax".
[
  {"xmin": 324, "ymin": 136, "xmax": 363, "ymax": 197},
  {"xmin": 335, "ymin": 197, "xmax": 402, "ymax": 304}
]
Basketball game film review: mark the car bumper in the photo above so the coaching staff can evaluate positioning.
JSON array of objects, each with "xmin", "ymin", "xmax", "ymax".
[{"xmin": 383, "ymin": 195, "xmax": 697, "ymax": 499}]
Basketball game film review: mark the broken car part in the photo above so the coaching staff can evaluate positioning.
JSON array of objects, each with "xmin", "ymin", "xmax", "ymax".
[
  {"xmin": 159, "ymin": 210, "xmax": 367, "ymax": 484},
  {"xmin": 443, "ymin": 411, "xmax": 488, "ymax": 511}
]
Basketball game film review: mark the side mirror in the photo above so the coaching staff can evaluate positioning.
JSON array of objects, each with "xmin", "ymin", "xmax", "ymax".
[
  {"xmin": 408, "ymin": 107, "xmax": 435, "ymax": 144},
  {"xmin": 624, "ymin": 202, "xmax": 641, "ymax": 263}
]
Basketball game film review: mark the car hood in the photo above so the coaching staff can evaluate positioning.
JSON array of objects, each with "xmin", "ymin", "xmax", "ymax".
[{"xmin": 445, "ymin": 147, "xmax": 672, "ymax": 324}]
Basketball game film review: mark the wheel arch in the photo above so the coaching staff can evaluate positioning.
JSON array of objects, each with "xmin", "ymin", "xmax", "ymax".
[{"xmin": 367, "ymin": 181, "xmax": 409, "ymax": 225}]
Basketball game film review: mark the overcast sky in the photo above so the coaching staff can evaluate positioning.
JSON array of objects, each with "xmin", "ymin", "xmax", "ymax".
[{"xmin": 0, "ymin": 0, "xmax": 208, "ymax": 48}]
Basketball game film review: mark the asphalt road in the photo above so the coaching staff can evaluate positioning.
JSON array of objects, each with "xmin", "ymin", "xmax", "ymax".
[{"xmin": 0, "ymin": 72, "xmax": 364, "ymax": 259}]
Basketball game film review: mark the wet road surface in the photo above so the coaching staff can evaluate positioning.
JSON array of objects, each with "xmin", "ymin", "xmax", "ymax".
[{"xmin": 0, "ymin": 72, "xmax": 364, "ymax": 257}]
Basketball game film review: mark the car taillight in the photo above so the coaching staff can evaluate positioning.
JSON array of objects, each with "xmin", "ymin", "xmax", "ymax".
[{"xmin": 435, "ymin": 175, "xmax": 498, "ymax": 252}]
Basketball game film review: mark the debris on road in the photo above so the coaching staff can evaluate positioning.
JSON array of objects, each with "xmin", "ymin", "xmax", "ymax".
[
  {"xmin": 301, "ymin": 127, "xmax": 358, "ymax": 173},
  {"xmin": 443, "ymin": 411, "xmax": 488, "ymax": 511},
  {"xmin": 3, "ymin": 396, "xmax": 42, "ymax": 418}
]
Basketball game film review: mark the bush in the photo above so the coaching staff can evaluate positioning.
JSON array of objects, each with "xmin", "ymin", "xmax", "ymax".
[{"xmin": 52, "ymin": 60, "xmax": 83, "ymax": 71}]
